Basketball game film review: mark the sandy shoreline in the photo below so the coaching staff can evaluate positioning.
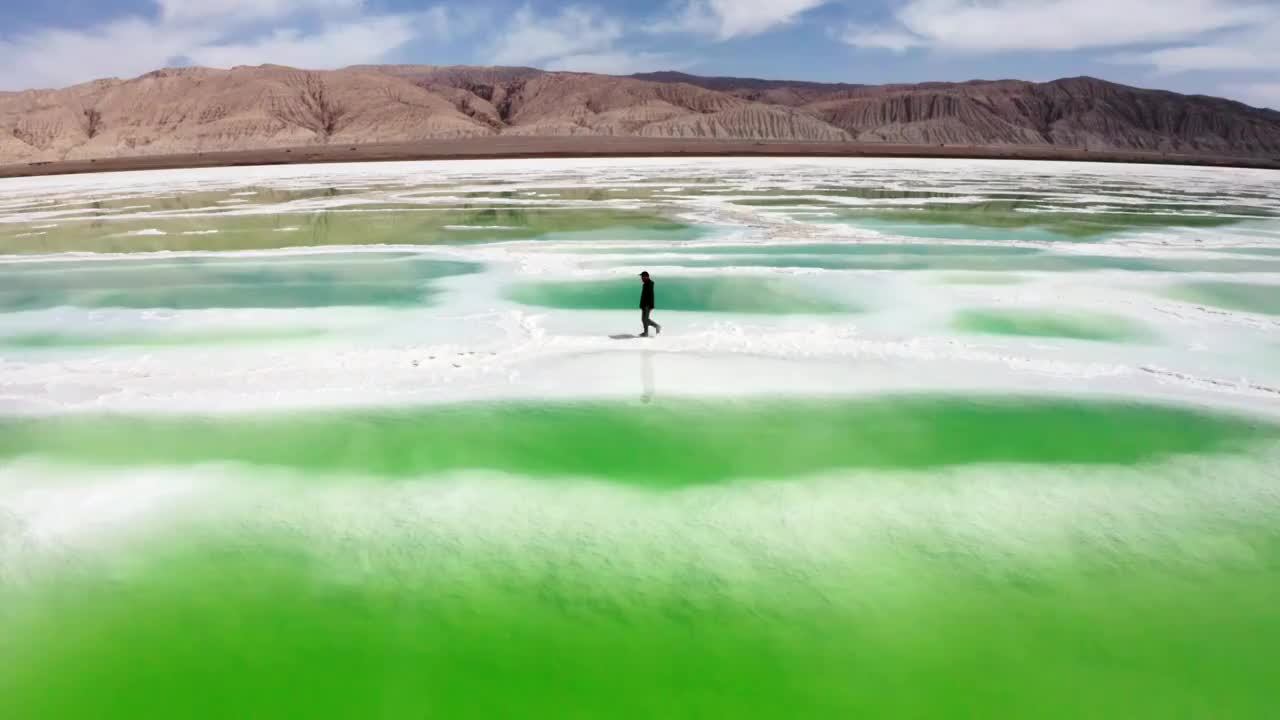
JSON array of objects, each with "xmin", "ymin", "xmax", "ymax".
[{"xmin": 3, "ymin": 136, "xmax": 1278, "ymax": 179}]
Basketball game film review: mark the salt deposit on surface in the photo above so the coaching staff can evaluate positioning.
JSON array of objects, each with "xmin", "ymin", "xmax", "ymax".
[{"xmin": 0, "ymin": 158, "xmax": 1276, "ymax": 417}]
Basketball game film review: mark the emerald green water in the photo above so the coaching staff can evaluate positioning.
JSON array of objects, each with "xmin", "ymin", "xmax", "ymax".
[
  {"xmin": 7, "ymin": 518, "xmax": 1274, "ymax": 719},
  {"xmin": 0, "ymin": 327, "xmax": 327, "ymax": 349},
  {"xmin": 2, "ymin": 398, "xmax": 1279, "ymax": 718},
  {"xmin": 0, "ymin": 209, "xmax": 700, "ymax": 254},
  {"xmin": 1219, "ymin": 247, "xmax": 1280, "ymax": 257},
  {"xmin": 955, "ymin": 309, "xmax": 1152, "ymax": 341},
  {"xmin": 1169, "ymin": 282, "xmax": 1280, "ymax": 316},
  {"xmin": 2, "ymin": 160, "xmax": 1279, "ymax": 718},
  {"xmin": 2, "ymin": 397, "xmax": 1271, "ymax": 483},
  {"xmin": 0, "ymin": 257, "xmax": 478, "ymax": 310},
  {"xmin": 826, "ymin": 204, "xmax": 1261, "ymax": 240},
  {"xmin": 506, "ymin": 277, "xmax": 851, "ymax": 314},
  {"xmin": 619, "ymin": 254, "xmax": 1280, "ymax": 274},
  {"xmin": 663, "ymin": 242, "xmax": 1044, "ymax": 257}
]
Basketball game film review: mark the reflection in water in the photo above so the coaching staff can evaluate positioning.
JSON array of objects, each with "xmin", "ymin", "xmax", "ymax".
[{"xmin": 642, "ymin": 350, "xmax": 655, "ymax": 404}]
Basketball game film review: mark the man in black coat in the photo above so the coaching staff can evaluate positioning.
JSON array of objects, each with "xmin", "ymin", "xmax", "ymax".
[{"xmin": 639, "ymin": 271, "xmax": 662, "ymax": 337}]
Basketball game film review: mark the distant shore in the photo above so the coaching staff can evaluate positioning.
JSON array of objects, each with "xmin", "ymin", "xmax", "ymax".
[{"xmin": 3, "ymin": 136, "xmax": 1277, "ymax": 179}]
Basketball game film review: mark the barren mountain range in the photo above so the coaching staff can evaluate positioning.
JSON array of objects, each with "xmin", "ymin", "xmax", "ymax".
[{"xmin": 2, "ymin": 64, "xmax": 1279, "ymax": 167}]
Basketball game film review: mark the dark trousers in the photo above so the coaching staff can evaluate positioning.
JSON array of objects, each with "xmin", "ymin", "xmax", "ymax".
[{"xmin": 641, "ymin": 307, "xmax": 661, "ymax": 335}]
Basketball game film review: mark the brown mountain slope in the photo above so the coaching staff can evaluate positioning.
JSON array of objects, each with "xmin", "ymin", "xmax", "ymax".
[
  {"xmin": 803, "ymin": 77, "xmax": 1280, "ymax": 153},
  {"xmin": 631, "ymin": 71, "xmax": 866, "ymax": 105},
  {"xmin": 2, "ymin": 65, "xmax": 1278, "ymax": 165}
]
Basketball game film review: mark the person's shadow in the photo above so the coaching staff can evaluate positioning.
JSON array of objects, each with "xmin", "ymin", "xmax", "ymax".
[{"xmin": 609, "ymin": 333, "xmax": 642, "ymax": 340}]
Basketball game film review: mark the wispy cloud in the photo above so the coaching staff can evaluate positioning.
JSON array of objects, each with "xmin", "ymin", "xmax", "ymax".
[
  {"xmin": 842, "ymin": 0, "xmax": 1268, "ymax": 52},
  {"xmin": 187, "ymin": 16, "xmax": 424, "ymax": 69},
  {"xmin": 490, "ymin": 6, "xmax": 623, "ymax": 67},
  {"xmin": 0, "ymin": 19, "xmax": 216, "ymax": 90},
  {"xmin": 1224, "ymin": 82, "xmax": 1280, "ymax": 110},
  {"xmin": 155, "ymin": 0, "xmax": 364, "ymax": 25},
  {"xmin": 1108, "ymin": 18, "xmax": 1280, "ymax": 73},
  {"xmin": 653, "ymin": 0, "xmax": 830, "ymax": 40},
  {"xmin": 485, "ymin": 5, "xmax": 686, "ymax": 76},
  {"xmin": 0, "ymin": 0, "xmax": 450, "ymax": 90},
  {"xmin": 839, "ymin": 28, "xmax": 922, "ymax": 53},
  {"xmin": 836, "ymin": 0, "xmax": 1280, "ymax": 107}
]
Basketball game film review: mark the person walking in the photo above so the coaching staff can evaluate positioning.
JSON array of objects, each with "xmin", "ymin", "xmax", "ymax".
[{"xmin": 639, "ymin": 271, "xmax": 661, "ymax": 337}]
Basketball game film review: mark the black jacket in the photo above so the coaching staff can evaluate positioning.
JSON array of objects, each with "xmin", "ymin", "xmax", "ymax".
[{"xmin": 639, "ymin": 280, "xmax": 655, "ymax": 309}]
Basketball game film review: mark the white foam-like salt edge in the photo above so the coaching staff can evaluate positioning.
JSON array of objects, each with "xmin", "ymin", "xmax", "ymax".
[
  {"xmin": 0, "ymin": 157, "xmax": 1275, "ymax": 224},
  {"xmin": 0, "ymin": 246, "xmax": 1276, "ymax": 416},
  {"xmin": 1, "ymin": 232, "xmax": 1278, "ymax": 265},
  {"xmin": 0, "ymin": 158, "xmax": 1275, "ymax": 419},
  {"xmin": 0, "ymin": 156, "xmax": 1265, "ymax": 192},
  {"xmin": 1, "ymin": 312, "xmax": 1276, "ymax": 418},
  {"xmin": 4, "ymin": 446, "xmax": 1280, "ymax": 591}
]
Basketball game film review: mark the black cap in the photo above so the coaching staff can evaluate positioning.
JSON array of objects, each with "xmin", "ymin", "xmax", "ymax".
[{"xmin": 639, "ymin": 271, "xmax": 650, "ymax": 277}]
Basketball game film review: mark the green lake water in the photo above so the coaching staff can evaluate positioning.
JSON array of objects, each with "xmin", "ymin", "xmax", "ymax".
[
  {"xmin": 604, "ymin": 252, "xmax": 1280, "ymax": 274},
  {"xmin": 954, "ymin": 309, "xmax": 1154, "ymax": 341},
  {"xmin": 819, "ymin": 204, "xmax": 1268, "ymax": 241},
  {"xmin": 507, "ymin": 276, "xmax": 852, "ymax": 314},
  {"xmin": 3, "ymin": 397, "xmax": 1279, "ymax": 718},
  {"xmin": 0, "ymin": 208, "xmax": 703, "ymax": 254},
  {"xmin": 1169, "ymin": 282, "xmax": 1280, "ymax": 316},
  {"xmin": 0, "ymin": 257, "xmax": 479, "ymax": 310},
  {"xmin": 2, "ymin": 158, "xmax": 1279, "ymax": 718},
  {"xmin": 3, "ymin": 397, "xmax": 1269, "ymax": 481}
]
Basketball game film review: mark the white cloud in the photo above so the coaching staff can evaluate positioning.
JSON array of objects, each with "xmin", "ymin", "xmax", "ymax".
[
  {"xmin": 490, "ymin": 6, "xmax": 624, "ymax": 67},
  {"xmin": 1225, "ymin": 82, "xmax": 1280, "ymax": 110},
  {"xmin": 187, "ymin": 16, "xmax": 420, "ymax": 69},
  {"xmin": 844, "ymin": 0, "xmax": 1269, "ymax": 52},
  {"xmin": 156, "ymin": 0, "xmax": 364, "ymax": 25},
  {"xmin": 1118, "ymin": 44, "xmax": 1278, "ymax": 73},
  {"xmin": 487, "ymin": 6, "xmax": 688, "ymax": 76},
  {"xmin": 1109, "ymin": 18, "xmax": 1280, "ymax": 73},
  {"xmin": 0, "ymin": 0, "xmax": 452, "ymax": 90},
  {"xmin": 656, "ymin": 0, "xmax": 829, "ymax": 40},
  {"xmin": 1101, "ymin": 12, "xmax": 1280, "ymax": 108},
  {"xmin": 0, "ymin": 18, "xmax": 216, "ymax": 90},
  {"xmin": 837, "ymin": 0, "xmax": 1280, "ymax": 109},
  {"xmin": 839, "ymin": 28, "xmax": 922, "ymax": 53},
  {"xmin": 546, "ymin": 52, "xmax": 680, "ymax": 75}
]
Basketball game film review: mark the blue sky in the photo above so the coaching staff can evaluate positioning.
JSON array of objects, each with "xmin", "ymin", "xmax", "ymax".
[{"xmin": 1, "ymin": 0, "xmax": 1277, "ymax": 109}]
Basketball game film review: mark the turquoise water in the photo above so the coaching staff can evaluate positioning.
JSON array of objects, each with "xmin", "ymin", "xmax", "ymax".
[
  {"xmin": 1169, "ymin": 282, "xmax": 1280, "ymax": 316},
  {"xmin": 507, "ymin": 276, "xmax": 853, "ymax": 314},
  {"xmin": 955, "ymin": 309, "xmax": 1154, "ymax": 341},
  {"xmin": 585, "ymin": 251, "xmax": 1280, "ymax": 274},
  {"xmin": 823, "ymin": 205, "xmax": 1268, "ymax": 241},
  {"xmin": 0, "ymin": 256, "xmax": 479, "ymax": 310}
]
